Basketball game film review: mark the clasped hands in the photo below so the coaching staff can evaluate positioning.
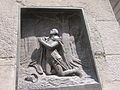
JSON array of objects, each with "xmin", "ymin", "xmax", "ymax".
[{"xmin": 40, "ymin": 37, "xmax": 49, "ymax": 42}]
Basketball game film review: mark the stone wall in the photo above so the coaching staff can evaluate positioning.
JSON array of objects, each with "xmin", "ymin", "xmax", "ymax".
[{"xmin": 0, "ymin": 0, "xmax": 120, "ymax": 90}]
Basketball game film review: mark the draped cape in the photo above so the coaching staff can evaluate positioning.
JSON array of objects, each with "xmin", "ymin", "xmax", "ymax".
[{"xmin": 29, "ymin": 37, "xmax": 82, "ymax": 75}]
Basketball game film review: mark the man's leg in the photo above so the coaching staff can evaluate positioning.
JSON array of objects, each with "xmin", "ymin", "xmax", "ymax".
[
  {"xmin": 51, "ymin": 50, "xmax": 82, "ymax": 77},
  {"xmin": 55, "ymin": 64, "xmax": 65, "ymax": 76},
  {"xmin": 45, "ymin": 61, "xmax": 52, "ymax": 75},
  {"xmin": 55, "ymin": 64, "xmax": 82, "ymax": 77}
]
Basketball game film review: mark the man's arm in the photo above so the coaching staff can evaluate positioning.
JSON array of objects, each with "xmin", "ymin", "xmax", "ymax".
[{"xmin": 40, "ymin": 38, "xmax": 59, "ymax": 48}]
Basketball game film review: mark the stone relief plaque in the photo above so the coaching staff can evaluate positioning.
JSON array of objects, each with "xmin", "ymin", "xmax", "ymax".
[{"xmin": 18, "ymin": 8, "xmax": 101, "ymax": 90}]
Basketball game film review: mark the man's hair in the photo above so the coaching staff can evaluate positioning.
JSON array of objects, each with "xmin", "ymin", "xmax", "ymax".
[{"xmin": 50, "ymin": 28, "xmax": 59, "ymax": 35}]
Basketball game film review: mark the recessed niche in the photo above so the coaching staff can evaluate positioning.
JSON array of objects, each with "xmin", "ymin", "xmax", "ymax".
[{"xmin": 18, "ymin": 8, "xmax": 101, "ymax": 90}]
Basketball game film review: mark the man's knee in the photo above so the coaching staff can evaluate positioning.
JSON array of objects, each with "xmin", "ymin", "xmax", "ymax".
[{"xmin": 55, "ymin": 65, "xmax": 65, "ymax": 76}]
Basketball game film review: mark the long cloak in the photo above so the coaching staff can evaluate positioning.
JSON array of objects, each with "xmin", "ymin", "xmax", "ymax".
[{"xmin": 29, "ymin": 36, "xmax": 82, "ymax": 75}]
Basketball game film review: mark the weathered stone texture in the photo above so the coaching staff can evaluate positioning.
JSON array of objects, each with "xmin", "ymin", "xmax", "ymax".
[
  {"xmin": 21, "ymin": 83, "xmax": 101, "ymax": 90},
  {"xmin": 0, "ymin": 0, "xmax": 18, "ymax": 57},
  {"xmin": 103, "ymin": 55, "xmax": 120, "ymax": 90},
  {"xmin": 16, "ymin": 0, "xmax": 116, "ymax": 21},
  {"xmin": 0, "ymin": 0, "xmax": 116, "ymax": 57},
  {"xmin": 19, "ymin": 9, "xmax": 99, "ymax": 90},
  {"xmin": 96, "ymin": 21, "xmax": 120, "ymax": 54},
  {"xmin": 0, "ymin": 0, "xmax": 120, "ymax": 90},
  {"xmin": 106, "ymin": 56, "xmax": 120, "ymax": 82},
  {"xmin": 0, "ymin": 59, "xmax": 16, "ymax": 90},
  {"xmin": 0, "ymin": 58, "xmax": 15, "ymax": 66}
]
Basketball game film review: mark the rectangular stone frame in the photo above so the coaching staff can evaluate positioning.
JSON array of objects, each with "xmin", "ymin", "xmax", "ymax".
[{"xmin": 16, "ymin": 7, "xmax": 102, "ymax": 90}]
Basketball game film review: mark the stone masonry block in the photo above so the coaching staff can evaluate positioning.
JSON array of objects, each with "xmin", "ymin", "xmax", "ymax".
[
  {"xmin": 96, "ymin": 21, "xmax": 120, "ymax": 54},
  {"xmin": 0, "ymin": 0, "xmax": 18, "ymax": 57},
  {"xmin": 0, "ymin": 59, "xmax": 16, "ymax": 90},
  {"xmin": 102, "ymin": 55, "xmax": 120, "ymax": 90}
]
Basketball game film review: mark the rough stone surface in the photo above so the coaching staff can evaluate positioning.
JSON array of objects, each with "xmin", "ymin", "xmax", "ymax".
[
  {"xmin": 106, "ymin": 56, "xmax": 120, "ymax": 82},
  {"xmin": 0, "ymin": 59, "xmax": 16, "ymax": 90},
  {"xmin": 19, "ymin": 78, "xmax": 101, "ymax": 90},
  {"xmin": 17, "ymin": 0, "xmax": 116, "ymax": 20},
  {"xmin": 0, "ymin": 0, "xmax": 18, "ymax": 57},
  {"xmin": 96, "ymin": 21, "xmax": 120, "ymax": 54},
  {"xmin": 0, "ymin": 0, "xmax": 120, "ymax": 90},
  {"xmin": 19, "ymin": 8, "xmax": 100, "ymax": 90},
  {"xmin": 101, "ymin": 55, "xmax": 120, "ymax": 90},
  {"xmin": 19, "ymin": 74, "xmax": 100, "ymax": 90},
  {"xmin": 0, "ymin": 0, "xmax": 116, "ymax": 57},
  {"xmin": 0, "ymin": 58, "xmax": 15, "ymax": 66}
]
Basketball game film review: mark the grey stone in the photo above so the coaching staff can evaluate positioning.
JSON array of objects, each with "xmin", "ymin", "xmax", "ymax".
[
  {"xmin": 96, "ymin": 21, "xmax": 120, "ymax": 54},
  {"xmin": 106, "ymin": 55, "xmax": 120, "ymax": 82},
  {"xmin": 0, "ymin": 0, "xmax": 18, "ymax": 57},
  {"xmin": 20, "ymin": 83, "xmax": 101, "ymax": 90},
  {"xmin": 101, "ymin": 55, "xmax": 120, "ymax": 90},
  {"xmin": 16, "ymin": 0, "xmax": 116, "ymax": 21},
  {"xmin": 0, "ymin": 59, "xmax": 16, "ymax": 90},
  {"xmin": 83, "ymin": 14, "xmax": 105, "ymax": 55},
  {"xmin": 113, "ymin": 0, "xmax": 120, "ymax": 14},
  {"xmin": 19, "ymin": 9, "xmax": 100, "ymax": 89},
  {"xmin": 0, "ymin": 58, "xmax": 16, "ymax": 66},
  {"xmin": 0, "ymin": 0, "xmax": 120, "ymax": 90},
  {"xmin": 19, "ymin": 75, "xmax": 100, "ymax": 90},
  {"xmin": 109, "ymin": 0, "xmax": 119, "ymax": 8}
]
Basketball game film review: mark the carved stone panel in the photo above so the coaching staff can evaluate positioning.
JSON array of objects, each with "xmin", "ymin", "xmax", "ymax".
[{"xmin": 18, "ymin": 8, "xmax": 101, "ymax": 90}]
